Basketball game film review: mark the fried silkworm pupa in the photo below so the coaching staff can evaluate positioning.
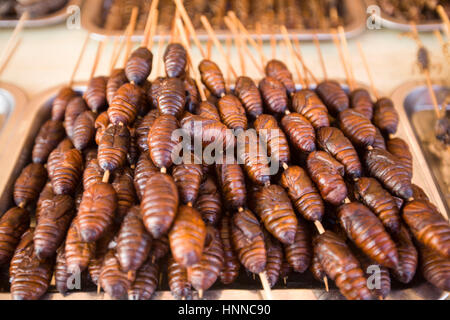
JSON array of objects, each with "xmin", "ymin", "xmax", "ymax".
[
  {"xmin": 169, "ymin": 205, "xmax": 206, "ymax": 267},
  {"xmin": 84, "ymin": 147, "xmax": 97, "ymax": 163},
  {"xmin": 291, "ymin": 90, "xmax": 330, "ymax": 129},
  {"xmin": 403, "ymin": 200, "xmax": 450, "ymax": 259},
  {"xmin": 216, "ymin": 162, "xmax": 246, "ymax": 211},
  {"xmin": 307, "ymin": 151, "xmax": 347, "ymax": 206},
  {"xmin": 196, "ymin": 100, "xmax": 221, "ymax": 122},
  {"xmin": 373, "ymin": 127, "xmax": 387, "ymax": 150},
  {"xmin": 316, "ymin": 80, "xmax": 349, "ymax": 115},
  {"xmin": 157, "ymin": 77, "xmax": 186, "ymax": 119},
  {"xmin": 356, "ymin": 252, "xmax": 391, "ymax": 299},
  {"xmin": 254, "ymin": 185, "xmax": 298, "ymax": 245},
  {"xmin": 231, "ymin": 208, "xmax": 267, "ymax": 274},
  {"xmin": 107, "ymin": 68, "xmax": 128, "ymax": 105},
  {"xmin": 135, "ymin": 109, "xmax": 159, "ymax": 153},
  {"xmin": 412, "ymin": 184, "xmax": 429, "ymax": 201},
  {"xmin": 310, "ymin": 251, "xmax": 326, "ymax": 283},
  {"xmin": 73, "ymin": 110, "xmax": 96, "ymax": 150},
  {"xmin": 234, "ymin": 76, "xmax": 263, "ymax": 119},
  {"xmin": 419, "ymin": 244, "xmax": 450, "ymax": 292},
  {"xmin": 78, "ymin": 182, "xmax": 117, "ymax": 243},
  {"xmin": 55, "ymin": 246, "xmax": 70, "ymax": 295},
  {"xmin": 283, "ymin": 219, "xmax": 312, "ymax": 273},
  {"xmin": 52, "ymin": 87, "xmax": 77, "ymax": 121},
  {"xmin": 219, "ymin": 215, "xmax": 240, "ymax": 285},
  {"xmin": 84, "ymin": 76, "xmax": 107, "ymax": 113},
  {"xmin": 339, "ymin": 109, "xmax": 376, "ymax": 147},
  {"xmin": 34, "ymin": 194, "xmax": 74, "ymax": 259},
  {"xmin": 391, "ymin": 225, "xmax": 418, "ymax": 284},
  {"xmin": 83, "ymin": 158, "xmax": 103, "ymax": 191},
  {"xmin": 199, "ymin": 59, "xmax": 226, "ymax": 98},
  {"xmin": 32, "ymin": 119, "xmax": 65, "ymax": 164},
  {"xmin": 173, "ymin": 163, "xmax": 204, "ymax": 205},
  {"xmin": 100, "ymin": 249, "xmax": 130, "ymax": 299},
  {"xmin": 365, "ymin": 148, "xmax": 413, "ymax": 199},
  {"xmin": 112, "ymin": 167, "xmax": 136, "ymax": 221},
  {"xmin": 387, "ymin": 137, "xmax": 413, "ymax": 178},
  {"xmin": 187, "ymin": 225, "xmax": 224, "ymax": 291},
  {"xmin": 217, "ymin": 94, "xmax": 248, "ymax": 131},
  {"xmin": 259, "ymin": 76, "xmax": 288, "ymax": 114},
  {"xmin": 51, "ymin": 148, "xmax": 83, "ymax": 195},
  {"xmin": 373, "ymin": 97, "xmax": 399, "ymax": 135},
  {"xmin": 281, "ymin": 112, "xmax": 316, "ymax": 153},
  {"xmin": 128, "ymin": 258, "xmax": 159, "ymax": 300},
  {"xmin": 168, "ymin": 256, "xmax": 192, "ymax": 300},
  {"xmin": 125, "ymin": 47, "xmax": 153, "ymax": 85},
  {"xmin": 148, "ymin": 114, "xmax": 180, "ymax": 170},
  {"xmin": 184, "ymin": 76, "xmax": 200, "ymax": 113},
  {"xmin": 127, "ymin": 127, "xmax": 139, "ymax": 167},
  {"xmin": 116, "ymin": 206, "xmax": 152, "ymax": 275},
  {"xmin": 0, "ymin": 207, "xmax": 29, "ymax": 265},
  {"xmin": 148, "ymin": 76, "xmax": 163, "ymax": 109},
  {"xmin": 350, "ymin": 88, "xmax": 373, "ymax": 120},
  {"xmin": 108, "ymin": 83, "xmax": 145, "ymax": 126},
  {"xmin": 265, "ymin": 59, "xmax": 296, "ymax": 95},
  {"xmin": 317, "ymin": 127, "xmax": 362, "ymax": 180},
  {"xmin": 65, "ymin": 96, "xmax": 88, "ymax": 139},
  {"xmin": 47, "ymin": 138, "xmax": 73, "ymax": 178},
  {"xmin": 88, "ymin": 224, "xmax": 115, "ymax": 285},
  {"xmin": 314, "ymin": 231, "xmax": 373, "ymax": 300},
  {"xmin": 14, "ymin": 163, "xmax": 47, "ymax": 207},
  {"xmin": 65, "ymin": 217, "xmax": 95, "ymax": 273},
  {"xmin": 9, "ymin": 228, "xmax": 34, "ymax": 282},
  {"xmin": 95, "ymin": 111, "xmax": 109, "ymax": 146},
  {"xmin": 98, "ymin": 124, "xmax": 130, "ymax": 172},
  {"xmin": 338, "ymin": 202, "xmax": 399, "ymax": 268},
  {"xmin": 141, "ymin": 172, "xmax": 179, "ymax": 239},
  {"xmin": 354, "ymin": 177, "xmax": 401, "ymax": 234},
  {"xmin": 280, "ymin": 166, "xmax": 324, "ymax": 222},
  {"xmin": 150, "ymin": 235, "xmax": 169, "ymax": 262},
  {"xmin": 254, "ymin": 114, "xmax": 290, "ymax": 165},
  {"xmin": 134, "ymin": 153, "xmax": 159, "ymax": 201},
  {"xmin": 164, "ymin": 43, "xmax": 187, "ymax": 78},
  {"xmin": 36, "ymin": 182, "xmax": 54, "ymax": 222},
  {"xmin": 263, "ymin": 232, "xmax": 283, "ymax": 287},
  {"xmin": 195, "ymin": 176, "xmax": 223, "ymax": 226}
]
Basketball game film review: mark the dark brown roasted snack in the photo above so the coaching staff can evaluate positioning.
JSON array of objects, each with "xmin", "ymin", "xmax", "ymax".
[
  {"xmin": 283, "ymin": 218, "xmax": 311, "ymax": 273},
  {"xmin": 88, "ymin": 224, "xmax": 115, "ymax": 285},
  {"xmin": 373, "ymin": 97, "xmax": 399, "ymax": 135},
  {"xmin": 99, "ymin": 249, "xmax": 130, "ymax": 299},
  {"xmin": 338, "ymin": 202, "xmax": 399, "ymax": 268},
  {"xmin": 265, "ymin": 59, "xmax": 296, "ymax": 95},
  {"xmin": 373, "ymin": 127, "xmax": 387, "ymax": 150},
  {"xmin": 365, "ymin": 148, "xmax": 413, "ymax": 199},
  {"xmin": 339, "ymin": 109, "xmax": 376, "ymax": 147},
  {"xmin": 216, "ymin": 162, "xmax": 246, "ymax": 211},
  {"xmin": 173, "ymin": 163, "xmax": 204, "ymax": 205},
  {"xmin": 148, "ymin": 76, "xmax": 163, "ymax": 109},
  {"xmin": 184, "ymin": 76, "xmax": 200, "ymax": 113},
  {"xmin": 32, "ymin": 119, "xmax": 65, "ymax": 164},
  {"xmin": 48, "ymin": 139, "xmax": 74, "ymax": 177},
  {"xmin": 354, "ymin": 177, "xmax": 401, "ymax": 234},
  {"xmin": 314, "ymin": 231, "xmax": 373, "ymax": 300},
  {"xmin": 307, "ymin": 151, "xmax": 347, "ymax": 206},
  {"xmin": 0, "ymin": 207, "xmax": 29, "ymax": 265},
  {"xmin": 98, "ymin": 124, "xmax": 130, "ymax": 172},
  {"xmin": 412, "ymin": 184, "xmax": 429, "ymax": 201},
  {"xmin": 148, "ymin": 114, "xmax": 180, "ymax": 170},
  {"xmin": 65, "ymin": 217, "xmax": 95, "ymax": 273},
  {"xmin": 125, "ymin": 47, "xmax": 153, "ymax": 85},
  {"xmin": 291, "ymin": 90, "xmax": 330, "ymax": 129},
  {"xmin": 391, "ymin": 225, "xmax": 418, "ymax": 284},
  {"xmin": 108, "ymin": 83, "xmax": 145, "ymax": 126},
  {"xmin": 386, "ymin": 137, "xmax": 413, "ymax": 178},
  {"xmin": 199, "ymin": 59, "xmax": 226, "ymax": 98},
  {"xmin": 316, "ymin": 80, "xmax": 349, "ymax": 115},
  {"xmin": 164, "ymin": 43, "xmax": 187, "ymax": 78},
  {"xmin": 281, "ymin": 112, "xmax": 316, "ymax": 153},
  {"xmin": 84, "ymin": 76, "xmax": 107, "ymax": 113},
  {"xmin": 84, "ymin": 147, "xmax": 98, "ymax": 163},
  {"xmin": 73, "ymin": 110, "xmax": 96, "ymax": 150},
  {"xmin": 52, "ymin": 87, "xmax": 77, "ymax": 121},
  {"xmin": 128, "ymin": 258, "xmax": 159, "ymax": 300},
  {"xmin": 196, "ymin": 100, "xmax": 221, "ymax": 121},
  {"xmin": 156, "ymin": 77, "xmax": 186, "ymax": 119},
  {"xmin": 264, "ymin": 232, "xmax": 283, "ymax": 287},
  {"xmin": 403, "ymin": 200, "xmax": 450, "ymax": 259},
  {"xmin": 50, "ymin": 148, "xmax": 83, "ymax": 195},
  {"xmin": 14, "ymin": 163, "xmax": 47, "ymax": 207},
  {"xmin": 55, "ymin": 246, "xmax": 70, "ymax": 295},
  {"xmin": 234, "ymin": 76, "xmax": 263, "ymax": 119},
  {"xmin": 168, "ymin": 256, "xmax": 192, "ymax": 299},
  {"xmin": 259, "ymin": 76, "xmax": 288, "ymax": 114},
  {"xmin": 9, "ymin": 228, "xmax": 34, "ymax": 281},
  {"xmin": 83, "ymin": 158, "xmax": 103, "ymax": 191},
  {"xmin": 356, "ymin": 252, "xmax": 391, "ymax": 299},
  {"xmin": 219, "ymin": 215, "xmax": 240, "ymax": 285},
  {"xmin": 112, "ymin": 167, "xmax": 136, "ymax": 221},
  {"xmin": 135, "ymin": 109, "xmax": 159, "ymax": 153},
  {"xmin": 78, "ymin": 182, "xmax": 117, "ymax": 243},
  {"xmin": 195, "ymin": 176, "xmax": 223, "ymax": 227},
  {"xmin": 134, "ymin": 153, "xmax": 159, "ymax": 201},
  {"xmin": 95, "ymin": 111, "xmax": 109, "ymax": 145},
  {"xmin": 150, "ymin": 235, "xmax": 169, "ymax": 262},
  {"xmin": 34, "ymin": 194, "xmax": 74, "ymax": 259},
  {"xmin": 350, "ymin": 88, "xmax": 373, "ymax": 120},
  {"xmin": 419, "ymin": 244, "xmax": 450, "ymax": 291},
  {"xmin": 217, "ymin": 94, "xmax": 248, "ymax": 131},
  {"xmin": 107, "ymin": 68, "xmax": 128, "ymax": 105},
  {"xmin": 231, "ymin": 208, "xmax": 267, "ymax": 274},
  {"xmin": 141, "ymin": 172, "xmax": 179, "ymax": 239},
  {"xmin": 36, "ymin": 182, "xmax": 54, "ymax": 222},
  {"xmin": 310, "ymin": 251, "xmax": 326, "ymax": 283}
]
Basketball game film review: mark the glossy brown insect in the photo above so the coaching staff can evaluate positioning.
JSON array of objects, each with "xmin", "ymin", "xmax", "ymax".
[
  {"xmin": 291, "ymin": 90, "xmax": 330, "ymax": 129},
  {"xmin": 106, "ymin": 68, "xmax": 128, "ymax": 105},
  {"xmin": 84, "ymin": 76, "xmax": 108, "ymax": 113},
  {"xmin": 391, "ymin": 225, "xmax": 418, "ymax": 284},
  {"xmin": 156, "ymin": 77, "xmax": 186, "ymax": 119},
  {"xmin": 373, "ymin": 97, "xmax": 399, "ymax": 135},
  {"xmin": 419, "ymin": 244, "xmax": 450, "ymax": 292},
  {"xmin": 173, "ymin": 163, "xmax": 204, "ymax": 205},
  {"xmin": 350, "ymin": 88, "xmax": 373, "ymax": 120},
  {"xmin": 338, "ymin": 202, "xmax": 399, "ymax": 268},
  {"xmin": 148, "ymin": 76, "xmax": 163, "ymax": 109},
  {"xmin": 55, "ymin": 247, "xmax": 69, "ymax": 295},
  {"xmin": 108, "ymin": 83, "xmax": 145, "ymax": 126},
  {"xmin": 231, "ymin": 208, "xmax": 267, "ymax": 274},
  {"xmin": 36, "ymin": 182, "xmax": 54, "ymax": 222},
  {"xmin": 169, "ymin": 205, "xmax": 206, "ymax": 267},
  {"xmin": 128, "ymin": 258, "xmax": 159, "ymax": 300},
  {"xmin": 14, "ymin": 163, "xmax": 47, "ymax": 207},
  {"xmin": 281, "ymin": 112, "xmax": 316, "ymax": 153},
  {"xmin": 50, "ymin": 148, "xmax": 83, "ymax": 195},
  {"xmin": 313, "ymin": 230, "xmax": 373, "ymax": 300},
  {"xmin": 168, "ymin": 256, "xmax": 192, "ymax": 300},
  {"xmin": 65, "ymin": 217, "xmax": 95, "ymax": 273},
  {"xmin": 73, "ymin": 110, "xmax": 96, "ymax": 150},
  {"xmin": 94, "ymin": 111, "xmax": 109, "ymax": 145},
  {"xmin": 373, "ymin": 127, "xmax": 387, "ymax": 150},
  {"xmin": 9, "ymin": 228, "xmax": 34, "ymax": 282},
  {"xmin": 78, "ymin": 182, "xmax": 117, "ymax": 243},
  {"xmin": 47, "ymin": 138, "xmax": 73, "ymax": 180},
  {"xmin": 32, "ymin": 119, "xmax": 65, "ymax": 164},
  {"xmin": 195, "ymin": 175, "xmax": 223, "ymax": 226},
  {"xmin": 134, "ymin": 153, "xmax": 159, "ymax": 201},
  {"xmin": 34, "ymin": 194, "xmax": 74, "ymax": 259},
  {"xmin": 264, "ymin": 232, "xmax": 283, "ymax": 287},
  {"xmin": 219, "ymin": 215, "xmax": 240, "ymax": 285},
  {"xmin": 386, "ymin": 137, "xmax": 413, "ymax": 178},
  {"xmin": 135, "ymin": 109, "xmax": 159, "ymax": 153},
  {"xmin": 259, "ymin": 76, "xmax": 288, "ymax": 114},
  {"xmin": 141, "ymin": 172, "xmax": 179, "ymax": 239},
  {"xmin": 52, "ymin": 87, "xmax": 77, "ymax": 121},
  {"xmin": 354, "ymin": 177, "xmax": 401, "ymax": 234},
  {"xmin": 364, "ymin": 148, "xmax": 413, "ymax": 199},
  {"xmin": 216, "ymin": 162, "xmax": 246, "ymax": 211},
  {"xmin": 83, "ymin": 158, "xmax": 103, "ymax": 191},
  {"xmin": 339, "ymin": 109, "xmax": 376, "ymax": 147},
  {"xmin": 402, "ymin": 200, "xmax": 450, "ymax": 259},
  {"xmin": 184, "ymin": 76, "xmax": 200, "ymax": 113},
  {"xmin": 234, "ymin": 76, "xmax": 263, "ymax": 119},
  {"xmin": 283, "ymin": 218, "xmax": 311, "ymax": 273},
  {"xmin": 125, "ymin": 47, "xmax": 153, "ymax": 85},
  {"xmin": 148, "ymin": 114, "xmax": 180, "ymax": 170},
  {"xmin": 164, "ymin": 43, "xmax": 187, "ymax": 78},
  {"xmin": 150, "ymin": 235, "xmax": 169, "ymax": 262},
  {"xmin": 307, "ymin": 151, "xmax": 347, "ymax": 206},
  {"xmin": 356, "ymin": 252, "xmax": 391, "ymax": 299},
  {"xmin": 316, "ymin": 80, "xmax": 349, "ymax": 115},
  {"xmin": 265, "ymin": 59, "xmax": 296, "ymax": 95},
  {"xmin": 217, "ymin": 94, "xmax": 248, "ymax": 131},
  {"xmin": 100, "ymin": 249, "xmax": 130, "ymax": 299},
  {"xmin": 310, "ymin": 251, "xmax": 326, "ymax": 283},
  {"xmin": 196, "ymin": 100, "xmax": 221, "ymax": 122},
  {"xmin": 88, "ymin": 224, "xmax": 116, "ymax": 285},
  {"xmin": 65, "ymin": 96, "xmax": 88, "ymax": 139},
  {"xmin": 112, "ymin": 167, "xmax": 136, "ymax": 222},
  {"xmin": 187, "ymin": 225, "xmax": 224, "ymax": 291},
  {"xmin": 199, "ymin": 59, "xmax": 226, "ymax": 98},
  {"xmin": 98, "ymin": 124, "xmax": 130, "ymax": 172},
  {"xmin": 0, "ymin": 207, "xmax": 29, "ymax": 265}
]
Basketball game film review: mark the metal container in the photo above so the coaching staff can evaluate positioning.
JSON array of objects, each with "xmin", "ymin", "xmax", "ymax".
[
  {"xmin": 0, "ymin": 82, "xmax": 447, "ymax": 300},
  {"xmin": 81, "ymin": 0, "xmax": 366, "ymax": 42},
  {"xmin": 0, "ymin": 0, "xmax": 81, "ymax": 28}
]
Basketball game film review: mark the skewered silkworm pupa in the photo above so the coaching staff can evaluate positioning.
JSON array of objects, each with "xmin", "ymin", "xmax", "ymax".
[
  {"xmin": 216, "ymin": 162, "xmax": 246, "ymax": 211},
  {"xmin": 73, "ymin": 110, "xmax": 96, "ymax": 150},
  {"xmin": 148, "ymin": 114, "xmax": 180, "ymax": 171},
  {"xmin": 316, "ymin": 80, "xmax": 349, "ymax": 115},
  {"xmin": 14, "ymin": 163, "xmax": 47, "ymax": 207},
  {"xmin": 373, "ymin": 97, "xmax": 399, "ymax": 135},
  {"xmin": 291, "ymin": 90, "xmax": 330, "ymax": 129},
  {"xmin": 259, "ymin": 76, "xmax": 288, "ymax": 114},
  {"xmin": 419, "ymin": 244, "xmax": 450, "ymax": 291},
  {"xmin": 284, "ymin": 218, "xmax": 311, "ymax": 273},
  {"xmin": 195, "ymin": 176, "xmax": 223, "ymax": 226},
  {"xmin": 98, "ymin": 124, "xmax": 130, "ymax": 172},
  {"xmin": 50, "ymin": 148, "xmax": 83, "ymax": 196},
  {"xmin": 164, "ymin": 43, "xmax": 187, "ymax": 78},
  {"xmin": 338, "ymin": 109, "xmax": 376, "ymax": 147},
  {"xmin": 172, "ymin": 163, "xmax": 204, "ymax": 205},
  {"xmin": 219, "ymin": 215, "xmax": 240, "ymax": 285},
  {"xmin": 281, "ymin": 112, "xmax": 316, "ymax": 153},
  {"xmin": 265, "ymin": 59, "xmax": 296, "ymax": 95},
  {"xmin": 106, "ymin": 68, "xmax": 128, "ymax": 105},
  {"xmin": 386, "ymin": 137, "xmax": 413, "ymax": 178},
  {"xmin": 32, "ymin": 119, "xmax": 65, "ymax": 164},
  {"xmin": 0, "ymin": 207, "xmax": 29, "ymax": 265},
  {"xmin": 199, "ymin": 59, "xmax": 226, "ymax": 98},
  {"xmin": 125, "ymin": 47, "xmax": 153, "ymax": 85},
  {"xmin": 84, "ymin": 76, "xmax": 108, "ymax": 113},
  {"xmin": 391, "ymin": 225, "xmax": 418, "ymax": 284},
  {"xmin": 264, "ymin": 232, "xmax": 283, "ymax": 287},
  {"xmin": 108, "ymin": 83, "xmax": 145, "ymax": 126},
  {"xmin": 99, "ymin": 249, "xmax": 130, "ymax": 299},
  {"xmin": 350, "ymin": 88, "xmax": 373, "ymax": 120},
  {"xmin": 217, "ymin": 94, "xmax": 248, "ymax": 131},
  {"xmin": 128, "ymin": 258, "xmax": 159, "ymax": 300},
  {"xmin": 234, "ymin": 76, "xmax": 263, "ymax": 119},
  {"xmin": 168, "ymin": 256, "xmax": 192, "ymax": 300},
  {"xmin": 134, "ymin": 153, "xmax": 159, "ymax": 201},
  {"xmin": 52, "ymin": 87, "xmax": 77, "ymax": 121}
]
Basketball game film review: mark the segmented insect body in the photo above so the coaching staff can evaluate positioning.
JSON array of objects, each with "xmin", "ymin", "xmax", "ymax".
[
  {"xmin": 108, "ymin": 83, "xmax": 145, "ymax": 126},
  {"xmin": 148, "ymin": 77, "xmax": 163, "ymax": 109},
  {"xmin": 168, "ymin": 256, "xmax": 192, "ymax": 299},
  {"xmin": 291, "ymin": 90, "xmax": 330, "ymax": 129},
  {"xmin": 84, "ymin": 76, "xmax": 108, "ymax": 113},
  {"xmin": 217, "ymin": 94, "xmax": 248, "ymax": 131},
  {"xmin": 196, "ymin": 100, "xmax": 221, "ymax": 121},
  {"xmin": 83, "ymin": 158, "xmax": 103, "ymax": 191},
  {"xmin": 264, "ymin": 232, "xmax": 283, "ymax": 287},
  {"xmin": 65, "ymin": 96, "xmax": 88, "ymax": 139},
  {"xmin": 281, "ymin": 112, "xmax": 316, "ymax": 153},
  {"xmin": 9, "ymin": 228, "xmax": 34, "ymax": 281},
  {"xmin": 135, "ymin": 109, "xmax": 159, "ymax": 153},
  {"xmin": 373, "ymin": 98, "xmax": 399, "ymax": 135},
  {"xmin": 173, "ymin": 163, "xmax": 204, "ymax": 205},
  {"xmin": 95, "ymin": 111, "xmax": 109, "ymax": 145},
  {"xmin": 47, "ymin": 139, "xmax": 73, "ymax": 179},
  {"xmin": 391, "ymin": 225, "xmax": 418, "ymax": 284},
  {"xmin": 88, "ymin": 224, "xmax": 115, "ymax": 285},
  {"xmin": 184, "ymin": 76, "xmax": 200, "ymax": 113},
  {"xmin": 373, "ymin": 127, "xmax": 387, "ymax": 150},
  {"xmin": 164, "ymin": 43, "xmax": 187, "ymax": 78},
  {"xmin": 52, "ymin": 87, "xmax": 77, "ymax": 121},
  {"xmin": 99, "ymin": 249, "xmax": 130, "ymax": 299},
  {"xmin": 219, "ymin": 215, "xmax": 240, "ymax": 285},
  {"xmin": 106, "ymin": 68, "xmax": 128, "ymax": 105},
  {"xmin": 128, "ymin": 258, "xmax": 159, "ymax": 300},
  {"xmin": 350, "ymin": 88, "xmax": 373, "ymax": 120},
  {"xmin": 259, "ymin": 76, "xmax": 288, "ymax": 114},
  {"xmin": 195, "ymin": 176, "xmax": 223, "ymax": 227},
  {"xmin": 98, "ymin": 124, "xmax": 130, "ymax": 172},
  {"xmin": 134, "ymin": 153, "xmax": 159, "ymax": 201},
  {"xmin": 14, "ymin": 163, "xmax": 47, "ymax": 207},
  {"xmin": 157, "ymin": 77, "xmax": 186, "ymax": 119},
  {"xmin": 55, "ymin": 247, "xmax": 69, "ymax": 295},
  {"xmin": 73, "ymin": 110, "xmax": 96, "ymax": 150},
  {"xmin": 356, "ymin": 252, "xmax": 391, "ymax": 299},
  {"xmin": 284, "ymin": 219, "xmax": 311, "ymax": 273},
  {"xmin": 199, "ymin": 59, "xmax": 226, "ymax": 98},
  {"xmin": 32, "ymin": 120, "xmax": 65, "ymax": 164},
  {"xmin": 0, "ymin": 207, "xmax": 29, "ymax": 265},
  {"xmin": 419, "ymin": 244, "xmax": 450, "ymax": 291},
  {"xmin": 125, "ymin": 47, "xmax": 153, "ymax": 85},
  {"xmin": 265, "ymin": 59, "xmax": 296, "ymax": 95},
  {"xmin": 316, "ymin": 80, "xmax": 349, "ymax": 115},
  {"xmin": 148, "ymin": 114, "xmax": 180, "ymax": 170},
  {"xmin": 234, "ymin": 76, "xmax": 263, "ymax": 119},
  {"xmin": 150, "ymin": 235, "xmax": 169, "ymax": 262},
  {"xmin": 65, "ymin": 218, "xmax": 95, "ymax": 273},
  {"xmin": 387, "ymin": 137, "xmax": 413, "ymax": 178},
  {"xmin": 216, "ymin": 163, "xmax": 246, "ymax": 211},
  {"xmin": 51, "ymin": 148, "xmax": 83, "ymax": 196},
  {"xmin": 112, "ymin": 167, "xmax": 136, "ymax": 222},
  {"xmin": 339, "ymin": 109, "xmax": 376, "ymax": 147}
]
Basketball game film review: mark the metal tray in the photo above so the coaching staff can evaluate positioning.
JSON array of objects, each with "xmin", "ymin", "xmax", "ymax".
[
  {"xmin": 365, "ymin": 0, "xmax": 445, "ymax": 32},
  {"xmin": 0, "ymin": 82, "xmax": 447, "ymax": 300},
  {"xmin": 81, "ymin": 0, "xmax": 366, "ymax": 42},
  {"xmin": 0, "ymin": 0, "xmax": 81, "ymax": 28}
]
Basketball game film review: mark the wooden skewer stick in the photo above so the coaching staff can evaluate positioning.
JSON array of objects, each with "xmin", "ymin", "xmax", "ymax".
[
  {"xmin": 323, "ymin": 276, "xmax": 329, "ymax": 292},
  {"xmin": 255, "ymin": 22, "xmax": 266, "ymax": 67},
  {"xmin": 148, "ymin": 9, "xmax": 159, "ymax": 49},
  {"xmin": 259, "ymin": 272, "xmax": 274, "ymax": 300},
  {"xmin": 102, "ymin": 170, "xmax": 110, "ymax": 183},
  {"xmin": 0, "ymin": 37, "xmax": 21, "ymax": 78},
  {"xmin": 123, "ymin": 6, "xmax": 139, "ymax": 67},
  {"xmin": 155, "ymin": 30, "xmax": 166, "ymax": 78},
  {"xmin": 200, "ymin": 15, "xmax": 238, "ymax": 79},
  {"xmin": 226, "ymin": 36, "xmax": 233, "ymax": 88},
  {"xmin": 90, "ymin": 38, "xmax": 107, "ymax": 80},
  {"xmin": 170, "ymin": 8, "xmax": 181, "ymax": 43},
  {"xmin": 356, "ymin": 42, "xmax": 380, "ymax": 100},
  {"xmin": 0, "ymin": 11, "xmax": 28, "ymax": 72},
  {"xmin": 173, "ymin": 0, "xmax": 206, "ymax": 58},
  {"xmin": 313, "ymin": 33, "xmax": 328, "ymax": 80},
  {"xmin": 109, "ymin": 37, "xmax": 120, "ymax": 72},
  {"xmin": 331, "ymin": 29, "xmax": 352, "ymax": 91},
  {"xmin": 292, "ymin": 37, "xmax": 309, "ymax": 87},
  {"xmin": 110, "ymin": 26, "xmax": 130, "ymax": 72},
  {"xmin": 143, "ymin": 0, "xmax": 159, "ymax": 48},
  {"xmin": 437, "ymin": 5, "xmax": 450, "ymax": 40},
  {"xmin": 279, "ymin": 26, "xmax": 306, "ymax": 88},
  {"xmin": 270, "ymin": 32, "xmax": 276, "ymax": 60},
  {"xmin": 68, "ymin": 33, "xmax": 90, "ymax": 87},
  {"xmin": 206, "ymin": 39, "xmax": 213, "ymax": 60},
  {"xmin": 198, "ymin": 290, "xmax": 204, "ymax": 299},
  {"xmin": 236, "ymin": 27, "xmax": 245, "ymax": 76},
  {"xmin": 338, "ymin": 26, "xmax": 356, "ymax": 90}
]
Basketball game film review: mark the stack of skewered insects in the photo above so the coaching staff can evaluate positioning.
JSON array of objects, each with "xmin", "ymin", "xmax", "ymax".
[{"xmin": 2, "ymin": 12, "xmax": 450, "ymax": 301}]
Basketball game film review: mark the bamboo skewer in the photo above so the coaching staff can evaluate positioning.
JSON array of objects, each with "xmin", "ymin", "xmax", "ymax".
[
  {"xmin": 89, "ymin": 39, "xmax": 107, "ymax": 80},
  {"xmin": 259, "ymin": 272, "xmax": 274, "ymax": 300},
  {"xmin": 331, "ymin": 29, "xmax": 352, "ymax": 91},
  {"xmin": 437, "ymin": 5, "xmax": 450, "ymax": 40},
  {"xmin": 141, "ymin": 0, "xmax": 157, "ymax": 48},
  {"xmin": 0, "ymin": 38, "xmax": 21, "ymax": 78},
  {"xmin": 68, "ymin": 34, "xmax": 91, "ymax": 86},
  {"xmin": 313, "ymin": 33, "xmax": 328, "ymax": 80},
  {"xmin": 338, "ymin": 26, "xmax": 356, "ymax": 90},
  {"xmin": 155, "ymin": 31, "xmax": 166, "ymax": 78},
  {"xmin": 356, "ymin": 42, "xmax": 380, "ymax": 100},
  {"xmin": 292, "ymin": 36, "xmax": 319, "ymax": 86},
  {"xmin": 279, "ymin": 26, "xmax": 306, "ymax": 88},
  {"xmin": 255, "ymin": 22, "xmax": 266, "ymax": 66},
  {"xmin": 0, "ymin": 11, "xmax": 28, "ymax": 73},
  {"xmin": 109, "ymin": 37, "xmax": 120, "ymax": 72},
  {"xmin": 226, "ymin": 36, "xmax": 233, "ymax": 88},
  {"xmin": 110, "ymin": 26, "xmax": 130, "ymax": 72},
  {"xmin": 270, "ymin": 32, "xmax": 276, "ymax": 61},
  {"xmin": 206, "ymin": 39, "xmax": 213, "ymax": 60},
  {"xmin": 148, "ymin": 9, "xmax": 159, "ymax": 49},
  {"xmin": 123, "ymin": 6, "xmax": 139, "ymax": 67}
]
